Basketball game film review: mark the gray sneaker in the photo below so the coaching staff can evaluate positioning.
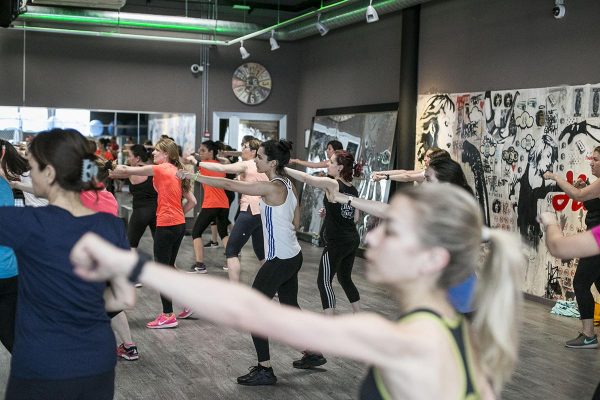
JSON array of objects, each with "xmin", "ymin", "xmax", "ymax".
[{"xmin": 565, "ymin": 333, "xmax": 598, "ymax": 349}]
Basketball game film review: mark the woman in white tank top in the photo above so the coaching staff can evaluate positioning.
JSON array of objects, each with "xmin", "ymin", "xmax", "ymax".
[{"xmin": 177, "ymin": 139, "xmax": 304, "ymax": 386}]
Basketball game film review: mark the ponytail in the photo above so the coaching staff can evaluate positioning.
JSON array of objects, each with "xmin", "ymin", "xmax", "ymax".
[{"xmin": 472, "ymin": 229, "xmax": 523, "ymax": 394}]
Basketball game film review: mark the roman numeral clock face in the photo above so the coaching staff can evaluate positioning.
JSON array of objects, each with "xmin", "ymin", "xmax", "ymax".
[{"xmin": 232, "ymin": 63, "xmax": 272, "ymax": 105}]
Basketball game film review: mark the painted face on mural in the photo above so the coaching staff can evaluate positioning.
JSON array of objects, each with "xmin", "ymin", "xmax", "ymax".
[
  {"xmin": 590, "ymin": 151, "xmax": 600, "ymax": 178},
  {"xmin": 537, "ymin": 144, "xmax": 555, "ymax": 175},
  {"xmin": 365, "ymin": 196, "xmax": 429, "ymax": 284}
]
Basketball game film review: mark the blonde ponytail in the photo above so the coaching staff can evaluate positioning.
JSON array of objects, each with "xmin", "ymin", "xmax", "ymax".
[{"xmin": 472, "ymin": 229, "xmax": 524, "ymax": 394}]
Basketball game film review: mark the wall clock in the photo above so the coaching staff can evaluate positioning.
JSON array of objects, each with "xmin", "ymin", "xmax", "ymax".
[{"xmin": 231, "ymin": 63, "xmax": 272, "ymax": 105}]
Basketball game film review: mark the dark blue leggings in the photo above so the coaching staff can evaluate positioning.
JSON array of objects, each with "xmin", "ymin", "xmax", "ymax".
[{"xmin": 6, "ymin": 370, "xmax": 115, "ymax": 400}]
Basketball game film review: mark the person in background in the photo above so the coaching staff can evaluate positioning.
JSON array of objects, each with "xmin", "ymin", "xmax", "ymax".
[
  {"xmin": 0, "ymin": 148, "xmax": 17, "ymax": 353},
  {"xmin": 110, "ymin": 137, "xmax": 196, "ymax": 329},
  {"xmin": 177, "ymin": 139, "xmax": 304, "ymax": 386},
  {"xmin": 371, "ymin": 147, "xmax": 450, "ymax": 183},
  {"xmin": 543, "ymin": 145, "xmax": 600, "ymax": 348},
  {"xmin": 289, "ymin": 140, "xmax": 343, "ymax": 170},
  {"xmin": 193, "ymin": 138, "xmax": 267, "ymax": 282}
]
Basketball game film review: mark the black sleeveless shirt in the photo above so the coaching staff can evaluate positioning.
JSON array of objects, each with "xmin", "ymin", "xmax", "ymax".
[
  {"xmin": 584, "ymin": 197, "xmax": 600, "ymax": 228},
  {"xmin": 129, "ymin": 176, "xmax": 158, "ymax": 209},
  {"xmin": 323, "ymin": 180, "xmax": 359, "ymax": 243},
  {"xmin": 358, "ymin": 309, "xmax": 479, "ymax": 400}
]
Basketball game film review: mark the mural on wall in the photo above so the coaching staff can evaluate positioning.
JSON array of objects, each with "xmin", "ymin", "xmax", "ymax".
[
  {"xmin": 299, "ymin": 104, "xmax": 398, "ymax": 248},
  {"xmin": 416, "ymin": 84, "xmax": 600, "ymax": 299}
]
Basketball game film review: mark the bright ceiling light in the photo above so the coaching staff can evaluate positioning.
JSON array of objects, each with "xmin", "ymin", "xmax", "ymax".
[
  {"xmin": 240, "ymin": 41, "xmax": 250, "ymax": 59},
  {"xmin": 366, "ymin": 1, "xmax": 379, "ymax": 23},
  {"xmin": 315, "ymin": 14, "xmax": 329, "ymax": 36},
  {"xmin": 269, "ymin": 30, "xmax": 280, "ymax": 51}
]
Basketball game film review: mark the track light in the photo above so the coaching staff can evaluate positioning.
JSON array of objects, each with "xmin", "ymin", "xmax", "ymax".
[
  {"xmin": 269, "ymin": 30, "xmax": 280, "ymax": 51},
  {"xmin": 315, "ymin": 14, "xmax": 329, "ymax": 36},
  {"xmin": 239, "ymin": 41, "xmax": 250, "ymax": 59},
  {"xmin": 366, "ymin": 1, "xmax": 379, "ymax": 23}
]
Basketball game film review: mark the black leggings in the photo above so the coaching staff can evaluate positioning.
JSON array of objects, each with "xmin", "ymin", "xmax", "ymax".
[
  {"xmin": 225, "ymin": 210, "xmax": 264, "ymax": 260},
  {"xmin": 6, "ymin": 369, "xmax": 115, "ymax": 400},
  {"xmin": 192, "ymin": 208, "xmax": 229, "ymax": 240},
  {"xmin": 127, "ymin": 206, "xmax": 156, "ymax": 248},
  {"xmin": 318, "ymin": 238, "xmax": 360, "ymax": 310},
  {"xmin": 251, "ymin": 252, "xmax": 303, "ymax": 362},
  {"xmin": 154, "ymin": 224, "xmax": 185, "ymax": 314},
  {"xmin": 0, "ymin": 276, "xmax": 17, "ymax": 353},
  {"xmin": 573, "ymin": 253, "xmax": 600, "ymax": 319}
]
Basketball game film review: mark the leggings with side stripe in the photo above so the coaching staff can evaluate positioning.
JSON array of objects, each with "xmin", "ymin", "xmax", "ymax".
[{"xmin": 317, "ymin": 236, "xmax": 360, "ymax": 310}]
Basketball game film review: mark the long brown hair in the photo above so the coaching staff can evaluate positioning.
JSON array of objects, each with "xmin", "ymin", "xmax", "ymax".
[{"xmin": 154, "ymin": 138, "xmax": 191, "ymax": 193}]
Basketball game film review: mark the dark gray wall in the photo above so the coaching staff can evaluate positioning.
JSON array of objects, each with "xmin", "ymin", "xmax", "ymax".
[
  {"xmin": 419, "ymin": 0, "xmax": 600, "ymax": 94},
  {"xmin": 0, "ymin": 29, "xmax": 301, "ymax": 145},
  {"xmin": 207, "ymin": 41, "xmax": 301, "ymax": 142},
  {"xmin": 293, "ymin": 12, "xmax": 403, "ymax": 157}
]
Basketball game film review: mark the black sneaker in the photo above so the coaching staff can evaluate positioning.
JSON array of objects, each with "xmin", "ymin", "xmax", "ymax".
[
  {"xmin": 204, "ymin": 241, "xmax": 219, "ymax": 248},
  {"xmin": 292, "ymin": 352, "xmax": 327, "ymax": 369},
  {"xmin": 188, "ymin": 262, "xmax": 207, "ymax": 274},
  {"xmin": 237, "ymin": 365, "xmax": 277, "ymax": 386},
  {"xmin": 565, "ymin": 332, "xmax": 598, "ymax": 349}
]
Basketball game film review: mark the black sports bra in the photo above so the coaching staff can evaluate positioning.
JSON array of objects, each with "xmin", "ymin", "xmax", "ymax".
[{"xmin": 358, "ymin": 308, "xmax": 479, "ymax": 400}]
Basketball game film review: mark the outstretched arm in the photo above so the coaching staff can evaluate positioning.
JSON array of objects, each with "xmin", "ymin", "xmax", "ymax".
[
  {"xmin": 544, "ymin": 172, "xmax": 600, "ymax": 202},
  {"xmin": 110, "ymin": 165, "xmax": 154, "ymax": 179},
  {"xmin": 71, "ymin": 233, "xmax": 420, "ymax": 369},
  {"xmin": 330, "ymin": 191, "xmax": 388, "ymax": 218},
  {"xmin": 199, "ymin": 161, "xmax": 247, "ymax": 175},
  {"xmin": 539, "ymin": 212, "xmax": 600, "ymax": 259},
  {"xmin": 8, "ymin": 180, "xmax": 35, "ymax": 194},
  {"xmin": 372, "ymin": 170, "xmax": 425, "ymax": 183},
  {"xmin": 289, "ymin": 159, "xmax": 328, "ymax": 169},
  {"xmin": 177, "ymin": 170, "xmax": 277, "ymax": 199},
  {"xmin": 285, "ymin": 167, "xmax": 338, "ymax": 193}
]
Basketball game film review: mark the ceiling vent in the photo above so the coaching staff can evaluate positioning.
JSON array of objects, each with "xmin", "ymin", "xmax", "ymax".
[{"xmin": 32, "ymin": 0, "xmax": 126, "ymax": 9}]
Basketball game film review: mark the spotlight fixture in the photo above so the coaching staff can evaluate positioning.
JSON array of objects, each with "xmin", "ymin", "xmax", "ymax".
[
  {"xmin": 366, "ymin": 0, "xmax": 379, "ymax": 23},
  {"xmin": 269, "ymin": 30, "xmax": 280, "ymax": 51},
  {"xmin": 239, "ymin": 41, "xmax": 250, "ymax": 59},
  {"xmin": 315, "ymin": 14, "xmax": 329, "ymax": 36}
]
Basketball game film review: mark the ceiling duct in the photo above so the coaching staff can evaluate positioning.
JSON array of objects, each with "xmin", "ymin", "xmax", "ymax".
[
  {"xmin": 13, "ymin": 0, "xmax": 432, "ymax": 43},
  {"xmin": 17, "ymin": 5, "xmax": 263, "ymax": 37},
  {"xmin": 32, "ymin": 0, "xmax": 126, "ymax": 9},
  {"xmin": 280, "ymin": 0, "xmax": 429, "ymax": 40}
]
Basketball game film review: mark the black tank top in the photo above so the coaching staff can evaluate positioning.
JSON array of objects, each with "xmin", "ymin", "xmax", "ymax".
[
  {"xmin": 323, "ymin": 180, "xmax": 359, "ymax": 242},
  {"xmin": 358, "ymin": 309, "xmax": 479, "ymax": 400},
  {"xmin": 584, "ymin": 198, "xmax": 600, "ymax": 228},
  {"xmin": 130, "ymin": 176, "xmax": 158, "ymax": 209}
]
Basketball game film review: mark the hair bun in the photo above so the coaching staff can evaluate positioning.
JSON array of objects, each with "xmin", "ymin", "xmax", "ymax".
[{"xmin": 279, "ymin": 139, "xmax": 293, "ymax": 151}]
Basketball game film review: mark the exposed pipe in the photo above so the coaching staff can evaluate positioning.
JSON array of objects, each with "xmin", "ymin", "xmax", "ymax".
[{"xmin": 11, "ymin": 0, "xmax": 432, "ymax": 45}]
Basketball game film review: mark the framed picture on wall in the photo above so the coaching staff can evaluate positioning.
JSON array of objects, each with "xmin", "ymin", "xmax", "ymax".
[{"xmin": 298, "ymin": 103, "xmax": 398, "ymax": 248}]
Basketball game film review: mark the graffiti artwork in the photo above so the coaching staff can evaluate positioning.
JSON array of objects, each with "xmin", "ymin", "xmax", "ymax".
[{"xmin": 416, "ymin": 84, "xmax": 600, "ymax": 299}]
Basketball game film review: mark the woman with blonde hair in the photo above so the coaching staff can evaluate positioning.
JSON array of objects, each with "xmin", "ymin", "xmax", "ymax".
[
  {"xmin": 71, "ymin": 184, "xmax": 523, "ymax": 399},
  {"xmin": 110, "ymin": 137, "xmax": 196, "ymax": 329}
]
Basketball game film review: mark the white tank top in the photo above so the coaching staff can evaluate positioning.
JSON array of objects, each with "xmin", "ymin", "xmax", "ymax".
[{"xmin": 260, "ymin": 177, "xmax": 301, "ymax": 260}]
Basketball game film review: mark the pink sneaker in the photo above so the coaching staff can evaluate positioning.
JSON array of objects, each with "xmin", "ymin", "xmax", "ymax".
[
  {"xmin": 146, "ymin": 313, "xmax": 178, "ymax": 329},
  {"xmin": 178, "ymin": 307, "xmax": 194, "ymax": 319}
]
